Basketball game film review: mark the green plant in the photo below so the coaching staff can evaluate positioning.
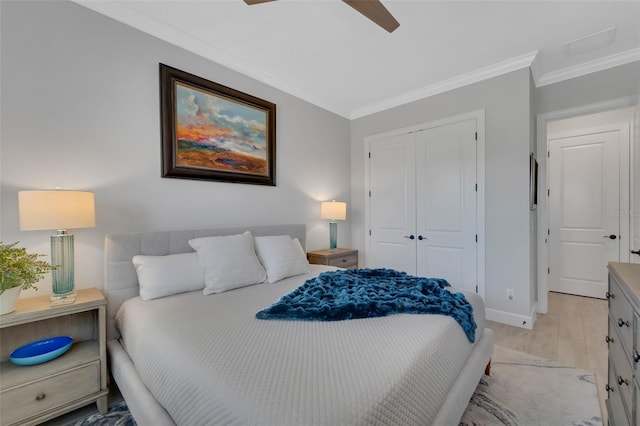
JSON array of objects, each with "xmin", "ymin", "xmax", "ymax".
[{"xmin": 0, "ymin": 242, "xmax": 56, "ymax": 295}]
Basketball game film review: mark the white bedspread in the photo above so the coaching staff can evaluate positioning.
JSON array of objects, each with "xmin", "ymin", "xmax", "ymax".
[{"xmin": 116, "ymin": 265, "xmax": 486, "ymax": 426}]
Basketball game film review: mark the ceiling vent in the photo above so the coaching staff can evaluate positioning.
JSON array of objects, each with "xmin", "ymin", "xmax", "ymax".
[{"xmin": 564, "ymin": 27, "xmax": 616, "ymax": 57}]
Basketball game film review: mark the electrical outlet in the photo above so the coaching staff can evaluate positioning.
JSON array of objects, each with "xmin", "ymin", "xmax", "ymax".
[{"xmin": 507, "ymin": 289, "xmax": 515, "ymax": 301}]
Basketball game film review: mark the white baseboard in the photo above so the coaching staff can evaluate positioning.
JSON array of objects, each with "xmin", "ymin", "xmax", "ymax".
[{"xmin": 486, "ymin": 303, "xmax": 537, "ymax": 330}]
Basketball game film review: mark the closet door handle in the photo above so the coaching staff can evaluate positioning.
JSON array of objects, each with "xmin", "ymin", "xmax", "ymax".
[
  {"xmin": 403, "ymin": 235, "xmax": 415, "ymax": 240},
  {"xmin": 618, "ymin": 318, "xmax": 630, "ymax": 328},
  {"xmin": 603, "ymin": 234, "xmax": 617, "ymax": 240},
  {"xmin": 632, "ymin": 249, "xmax": 640, "ymax": 256},
  {"xmin": 633, "ymin": 350, "xmax": 640, "ymax": 363},
  {"xmin": 417, "ymin": 235, "xmax": 425, "ymax": 241}
]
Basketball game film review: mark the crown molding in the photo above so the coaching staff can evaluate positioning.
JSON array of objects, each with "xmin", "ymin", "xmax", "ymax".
[
  {"xmin": 349, "ymin": 51, "xmax": 539, "ymax": 119},
  {"xmin": 535, "ymin": 48, "xmax": 640, "ymax": 87},
  {"xmin": 72, "ymin": 0, "xmax": 352, "ymax": 118},
  {"xmin": 70, "ymin": 1, "xmax": 640, "ymax": 120}
]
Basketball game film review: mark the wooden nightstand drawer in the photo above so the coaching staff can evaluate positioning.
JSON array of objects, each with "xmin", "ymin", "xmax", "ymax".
[
  {"xmin": 307, "ymin": 248, "xmax": 358, "ymax": 269},
  {"xmin": 1, "ymin": 361, "xmax": 100, "ymax": 425},
  {"xmin": 327, "ymin": 253, "xmax": 358, "ymax": 268}
]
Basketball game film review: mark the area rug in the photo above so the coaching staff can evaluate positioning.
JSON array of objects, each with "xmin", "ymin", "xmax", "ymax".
[
  {"xmin": 67, "ymin": 401, "xmax": 135, "ymax": 426},
  {"xmin": 460, "ymin": 345, "xmax": 602, "ymax": 426},
  {"xmin": 67, "ymin": 345, "xmax": 601, "ymax": 426}
]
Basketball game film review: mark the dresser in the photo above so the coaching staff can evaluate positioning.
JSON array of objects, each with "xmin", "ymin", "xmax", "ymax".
[
  {"xmin": 607, "ymin": 262, "xmax": 640, "ymax": 426},
  {"xmin": 307, "ymin": 248, "xmax": 358, "ymax": 268},
  {"xmin": 0, "ymin": 289, "xmax": 108, "ymax": 425}
]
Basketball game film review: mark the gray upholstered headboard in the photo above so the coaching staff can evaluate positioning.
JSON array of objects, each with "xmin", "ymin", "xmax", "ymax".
[{"xmin": 103, "ymin": 224, "xmax": 306, "ymax": 340}]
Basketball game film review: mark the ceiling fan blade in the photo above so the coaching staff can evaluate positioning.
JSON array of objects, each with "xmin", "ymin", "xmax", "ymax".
[
  {"xmin": 244, "ymin": 0, "xmax": 277, "ymax": 5},
  {"xmin": 343, "ymin": 0, "xmax": 399, "ymax": 33}
]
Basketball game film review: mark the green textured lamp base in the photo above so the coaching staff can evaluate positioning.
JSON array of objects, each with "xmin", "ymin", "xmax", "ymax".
[
  {"xmin": 50, "ymin": 232, "xmax": 77, "ymax": 306},
  {"xmin": 329, "ymin": 221, "xmax": 338, "ymax": 250}
]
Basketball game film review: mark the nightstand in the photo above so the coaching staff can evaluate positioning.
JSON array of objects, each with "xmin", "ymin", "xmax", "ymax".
[
  {"xmin": 0, "ymin": 288, "xmax": 108, "ymax": 426},
  {"xmin": 307, "ymin": 248, "xmax": 358, "ymax": 268}
]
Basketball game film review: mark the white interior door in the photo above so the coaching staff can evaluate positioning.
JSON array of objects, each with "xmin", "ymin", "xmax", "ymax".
[
  {"xmin": 549, "ymin": 130, "xmax": 621, "ymax": 298},
  {"xmin": 415, "ymin": 120, "xmax": 477, "ymax": 293},
  {"xmin": 368, "ymin": 134, "xmax": 417, "ymax": 273}
]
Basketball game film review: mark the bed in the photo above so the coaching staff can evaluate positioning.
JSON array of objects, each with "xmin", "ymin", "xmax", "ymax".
[{"xmin": 104, "ymin": 224, "xmax": 494, "ymax": 425}]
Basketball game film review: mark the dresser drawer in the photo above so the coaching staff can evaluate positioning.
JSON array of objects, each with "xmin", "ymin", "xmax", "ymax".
[
  {"xmin": 610, "ymin": 277, "xmax": 634, "ymax": 353},
  {"xmin": 608, "ymin": 360, "xmax": 631, "ymax": 426},
  {"xmin": 634, "ymin": 311, "xmax": 640, "ymax": 370},
  {"xmin": 636, "ymin": 377, "xmax": 640, "ymax": 426},
  {"xmin": 1, "ymin": 361, "xmax": 100, "ymax": 425},
  {"xmin": 609, "ymin": 318, "xmax": 634, "ymax": 417},
  {"xmin": 328, "ymin": 253, "xmax": 358, "ymax": 268}
]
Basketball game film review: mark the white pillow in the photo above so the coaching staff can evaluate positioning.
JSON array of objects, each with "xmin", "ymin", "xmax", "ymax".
[
  {"xmin": 132, "ymin": 252, "xmax": 205, "ymax": 301},
  {"xmin": 188, "ymin": 231, "xmax": 267, "ymax": 295},
  {"xmin": 254, "ymin": 235, "xmax": 310, "ymax": 284}
]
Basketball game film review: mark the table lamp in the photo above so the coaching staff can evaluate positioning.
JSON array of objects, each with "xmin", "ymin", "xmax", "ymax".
[
  {"xmin": 321, "ymin": 201, "xmax": 346, "ymax": 250},
  {"xmin": 18, "ymin": 190, "xmax": 96, "ymax": 305}
]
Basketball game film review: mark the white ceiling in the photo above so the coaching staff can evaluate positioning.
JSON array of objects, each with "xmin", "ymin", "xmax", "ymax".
[{"xmin": 75, "ymin": 0, "xmax": 640, "ymax": 119}]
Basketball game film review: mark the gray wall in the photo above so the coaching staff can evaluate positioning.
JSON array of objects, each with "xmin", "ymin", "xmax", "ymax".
[
  {"xmin": 0, "ymin": 0, "xmax": 351, "ymax": 296},
  {"xmin": 535, "ymin": 62, "xmax": 640, "ymax": 115},
  {"xmin": 2, "ymin": 0, "xmax": 639, "ymax": 320},
  {"xmin": 350, "ymin": 68, "xmax": 534, "ymax": 319},
  {"xmin": 533, "ymin": 62, "xmax": 640, "ymax": 312},
  {"xmin": 529, "ymin": 72, "xmax": 537, "ymax": 313}
]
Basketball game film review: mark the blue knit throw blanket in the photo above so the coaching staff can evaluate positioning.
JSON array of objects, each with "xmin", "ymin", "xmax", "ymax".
[{"xmin": 256, "ymin": 268, "xmax": 476, "ymax": 343}]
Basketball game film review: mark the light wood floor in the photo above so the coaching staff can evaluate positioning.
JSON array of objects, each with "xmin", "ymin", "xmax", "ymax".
[{"xmin": 487, "ymin": 291, "xmax": 608, "ymax": 424}]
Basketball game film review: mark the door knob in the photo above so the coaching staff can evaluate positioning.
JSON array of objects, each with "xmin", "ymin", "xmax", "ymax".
[
  {"xmin": 417, "ymin": 235, "xmax": 425, "ymax": 241},
  {"xmin": 403, "ymin": 235, "xmax": 415, "ymax": 240},
  {"xmin": 632, "ymin": 249, "xmax": 640, "ymax": 256},
  {"xmin": 603, "ymin": 234, "xmax": 617, "ymax": 240}
]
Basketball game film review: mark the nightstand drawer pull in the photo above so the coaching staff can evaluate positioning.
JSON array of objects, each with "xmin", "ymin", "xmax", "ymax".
[{"xmin": 35, "ymin": 393, "xmax": 46, "ymax": 401}]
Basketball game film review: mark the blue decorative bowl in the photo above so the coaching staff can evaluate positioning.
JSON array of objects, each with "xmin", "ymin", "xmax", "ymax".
[{"xmin": 10, "ymin": 336, "xmax": 73, "ymax": 366}]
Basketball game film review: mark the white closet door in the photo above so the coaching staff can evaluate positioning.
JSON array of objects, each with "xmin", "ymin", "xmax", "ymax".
[
  {"xmin": 415, "ymin": 119, "xmax": 477, "ymax": 292},
  {"xmin": 549, "ymin": 130, "xmax": 621, "ymax": 298},
  {"xmin": 368, "ymin": 133, "xmax": 417, "ymax": 274}
]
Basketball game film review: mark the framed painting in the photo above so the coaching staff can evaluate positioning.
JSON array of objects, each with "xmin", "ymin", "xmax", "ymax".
[{"xmin": 160, "ymin": 64, "xmax": 276, "ymax": 185}]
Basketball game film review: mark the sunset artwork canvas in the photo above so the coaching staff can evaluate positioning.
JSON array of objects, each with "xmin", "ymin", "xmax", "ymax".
[
  {"xmin": 175, "ymin": 82, "xmax": 269, "ymax": 176},
  {"xmin": 160, "ymin": 64, "xmax": 276, "ymax": 185}
]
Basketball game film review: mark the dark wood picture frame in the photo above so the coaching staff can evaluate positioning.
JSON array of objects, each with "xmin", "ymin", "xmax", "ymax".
[
  {"xmin": 160, "ymin": 64, "xmax": 276, "ymax": 186},
  {"xmin": 530, "ymin": 152, "xmax": 538, "ymax": 210}
]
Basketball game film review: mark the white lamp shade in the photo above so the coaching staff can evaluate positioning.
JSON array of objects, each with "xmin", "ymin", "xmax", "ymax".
[
  {"xmin": 321, "ymin": 201, "xmax": 347, "ymax": 221},
  {"xmin": 18, "ymin": 191, "xmax": 96, "ymax": 231}
]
